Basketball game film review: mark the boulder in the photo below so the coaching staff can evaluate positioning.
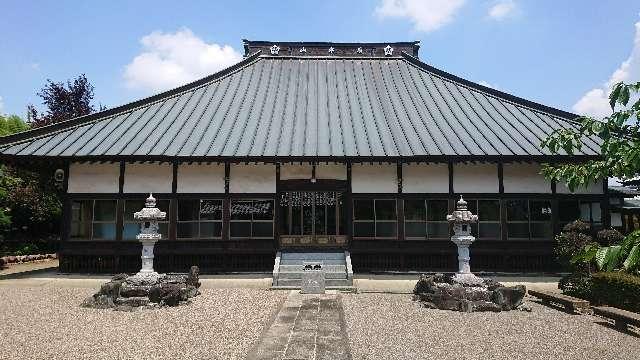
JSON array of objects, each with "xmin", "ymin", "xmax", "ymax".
[
  {"xmin": 149, "ymin": 283, "xmax": 182, "ymax": 306},
  {"xmin": 0, "ymin": 257, "xmax": 5, "ymax": 267},
  {"xmin": 412, "ymin": 273, "xmax": 526, "ymax": 313},
  {"xmin": 97, "ymin": 280, "xmax": 123, "ymax": 301},
  {"xmin": 491, "ymin": 285, "xmax": 526, "ymax": 310},
  {"xmin": 81, "ymin": 295, "xmax": 115, "ymax": 309},
  {"xmin": 186, "ymin": 266, "xmax": 201, "ymax": 288},
  {"xmin": 115, "ymin": 296, "xmax": 150, "ymax": 307},
  {"xmin": 6, "ymin": 256, "xmax": 17, "ymax": 263},
  {"xmin": 119, "ymin": 283, "xmax": 151, "ymax": 297}
]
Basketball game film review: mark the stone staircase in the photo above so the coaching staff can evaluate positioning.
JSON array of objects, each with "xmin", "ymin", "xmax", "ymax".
[{"xmin": 272, "ymin": 250, "xmax": 353, "ymax": 288}]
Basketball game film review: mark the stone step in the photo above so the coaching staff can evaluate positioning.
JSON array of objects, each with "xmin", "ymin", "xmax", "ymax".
[
  {"xmin": 280, "ymin": 252, "xmax": 347, "ymax": 260},
  {"xmin": 275, "ymin": 278, "xmax": 352, "ymax": 287},
  {"xmin": 278, "ymin": 271, "xmax": 348, "ymax": 280},
  {"xmin": 278, "ymin": 264, "xmax": 347, "ymax": 272}
]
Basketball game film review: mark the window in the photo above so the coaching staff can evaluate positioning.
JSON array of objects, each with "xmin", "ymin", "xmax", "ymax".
[
  {"xmin": 404, "ymin": 199, "xmax": 449, "ymax": 240},
  {"xmin": 123, "ymin": 199, "xmax": 171, "ymax": 240},
  {"xmin": 466, "ymin": 200, "xmax": 501, "ymax": 239},
  {"xmin": 353, "ymin": 199, "xmax": 397, "ymax": 238},
  {"xmin": 559, "ymin": 200, "xmax": 602, "ymax": 230},
  {"xmin": 229, "ymin": 199, "xmax": 274, "ymax": 239},
  {"xmin": 70, "ymin": 199, "xmax": 117, "ymax": 241},
  {"xmin": 177, "ymin": 199, "xmax": 223, "ymax": 239},
  {"xmin": 506, "ymin": 199, "xmax": 552, "ymax": 240}
]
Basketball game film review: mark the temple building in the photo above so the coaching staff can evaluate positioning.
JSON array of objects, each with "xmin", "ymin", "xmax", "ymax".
[{"xmin": 0, "ymin": 40, "xmax": 606, "ymax": 276}]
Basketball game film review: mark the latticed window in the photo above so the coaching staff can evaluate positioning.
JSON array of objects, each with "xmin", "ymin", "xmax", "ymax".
[
  {"xmin": 229, "ymin": 199, "xmax": 274, "ymax": 239},
  {"xmin": 506, "ymin": 199, "xmax": 553, "ymax": 240},
  {"xmin": 353, "ymin": 199, "xmax": 397, "ymax": 239},
  {"xmin": 558, "ymin": 200, "xmax": 602, "ymax": 230},
  {"xmin": 466, "ymin": 199, "xmax": 501, "ymax": 239},
  {"xmin": 177, "ymin": 199, "xmax": 222, "ymax": 240},
  {"xmin": 404, "ymin": 199, "xmax": 449, "ymax": 240},
  {"xmin": 70, "ymin": 199, "xmax": 117, "ymax": 241}
]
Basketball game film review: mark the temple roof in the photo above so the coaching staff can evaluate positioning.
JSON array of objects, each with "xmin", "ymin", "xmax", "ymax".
[{"xmin": 0, "ymin": 43, "xmax": 601, "ymax": 162}]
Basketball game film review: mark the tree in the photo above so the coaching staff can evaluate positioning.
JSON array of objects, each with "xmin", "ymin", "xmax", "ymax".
[
  {"xmin": 0, "ymin": 115, "xmax": 61, "ymax": 239},
  {"xmin": 27, "ymin": 74, "xmax": 104, "ymax": 128},
  {"xmin": 0, "ymin": 114, "xmax": 30, "ymax": 136},
  {"xmin": 541, "ymin": 81, "xmax": 640, "ymax": 191}
]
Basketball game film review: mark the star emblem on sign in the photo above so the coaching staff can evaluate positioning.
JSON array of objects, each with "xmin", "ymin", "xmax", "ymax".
[
  {"xmin": 384, "ymin": 45, "xmax": 394, "ymax": 56},
  {"xmin": 270, "ymin": 44, "xmax": 280, "ymax": 55}
]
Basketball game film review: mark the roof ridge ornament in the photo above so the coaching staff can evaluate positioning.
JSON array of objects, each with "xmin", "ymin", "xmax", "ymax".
[
  {"xmin": 384, "ymin": 45, "xmax": 394, "ymax": 56},
  {"xmin": 270, "ymin": 44, "xmax": 280, "ymax": 55},
  {"xmin": 299, "ymin": 47, "xmax": 307, "ymax": 54},
  {"xmin": 356, "ymin": 47, "xmax": 363, "ymax": 54},
  {"xmin": 328, "ymin": 47, "xmax": 335, "ymax": 55}
]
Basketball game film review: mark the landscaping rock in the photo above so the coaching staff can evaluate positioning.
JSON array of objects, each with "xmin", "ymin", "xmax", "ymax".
[
  {"xmin": 187, "ymin": 266, "xmax": 201, "ymax": 288},
  {"xmin": 7, "ymin": 256, "xmax": 17, "ymax": 263},
  {"xmin": 491, "ymin": 285, "xmax": 526, "ymax": 310},
  {"xmin": 413, "ymin": 274, "xmax": 527, "ymax": 312},
  {"xmin": 81, "ymin": 267, "xmax": 201, "ymax": 310}
]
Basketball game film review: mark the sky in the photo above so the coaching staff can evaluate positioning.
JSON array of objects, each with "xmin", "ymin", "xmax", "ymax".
[{"xmin": 1, "ymin": 0, "xmax": 639, "ymax": 120}]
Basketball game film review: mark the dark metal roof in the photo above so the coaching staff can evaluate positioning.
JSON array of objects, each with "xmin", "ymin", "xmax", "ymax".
[{"xmin": 0, "ymin": 51, "xmax": 601, "ymax": 161}]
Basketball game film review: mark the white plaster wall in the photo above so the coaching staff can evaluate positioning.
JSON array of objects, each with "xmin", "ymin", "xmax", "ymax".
[
  {"xmin": 281, "ymin": 164, "xmax": 312, "ymax": 180},
  {"xmin": 453, "ymin": 163, "xmax": 498, "ymax": 193},
  {"xmin": 316, "ymin": 164, "xmax": 347, "ymax": 180},
  {"xmin": 352, "ymin": 164, "xmax": 397, "ymax": 193},
  {"xmin": 557, "ymin": 180, "xmax": 604, "ymax": 194},
  {"xmin": 68, "ymin": 162, "xmax": 120, "ymax": 193},
  {"xmin": 230, "ymin": 164, "xmax": 276, "ymax": 193},
  {"xmin": 177, "ymin": 163, "xmax": 225, "ymax": 193},
  {"xmin": 402, "ymin": 163, "xmax": 449, "ymax": 193},
  {"xmin": 611, "ymin": 212, "xmax": 622, "ymax": 227},
  {"xmin": 503, "ymin": 163, "xmax": 551, "ymax": 193},
  {"xmin": 124, "ymin": 163, "xmax": 173, "ymax": 193}
]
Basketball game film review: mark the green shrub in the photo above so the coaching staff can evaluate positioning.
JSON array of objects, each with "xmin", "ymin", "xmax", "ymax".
[
  {"xmin": 558, "ymin": 271, "xmax": 593, "ymax": 299},
  {"xmin": 590, "ymin": 272, "xmax": 640, "ymax": 313}
]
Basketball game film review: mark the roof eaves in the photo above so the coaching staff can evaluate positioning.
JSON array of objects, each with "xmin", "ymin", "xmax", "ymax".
[
  {"xmin": 399, "ymin": 51, "xmax": 580, "ymax": 121},
  {"xmin": 0, "ymin": 50, "xmax": 264, "ymax": 146}
]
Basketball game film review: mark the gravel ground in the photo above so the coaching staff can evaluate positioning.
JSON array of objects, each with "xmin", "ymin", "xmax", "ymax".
[
  {"xmin": 342, "ymin": 293, "xmax": 640, "ymax": 360},
  {"xmin": 0, "ymin": 287, "xmax": 287, "ymax": 360}
]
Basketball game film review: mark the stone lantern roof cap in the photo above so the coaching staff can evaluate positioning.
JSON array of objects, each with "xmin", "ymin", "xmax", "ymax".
[
  {"xmin": 135, "ymin": 193, "xmax": 166, "ymax": 221},
  {"xmin": 447, "ymin": 196, "xmax": 478, "ymax": 224}
]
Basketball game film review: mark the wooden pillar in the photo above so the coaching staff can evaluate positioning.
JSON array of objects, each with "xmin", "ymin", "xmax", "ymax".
[
  {"xmin": 222, "ymin": 163, "xmax": 230, "ymax": 241},
  {"xmin": 346, "ymin": 162, "xmax": 353, "ymax": 247},
  {"xmin": 59, "ymin": 161, "xmax": 71, "ymax": 272},
  {"xmin": 274, "ymin": 163, "xmax": 281, "ymax": 250},
  {"xmin": 114, "ymin": 161, "xmax": 126, "ymax": 272},
  {"xmin": 169, "ymin": 161, "xmax": 178, "ymax": 241},
  {"xmin": 396, "ymin": 161, "xmax": 404, "ymax": 241}
]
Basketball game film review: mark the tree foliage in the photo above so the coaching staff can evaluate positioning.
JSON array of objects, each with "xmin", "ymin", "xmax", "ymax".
[
  {"xmin": 0, "ymin": 114, "xmax": 30, "ymax": 136},
  {"xmin": 0, "ymin": 115, "xmax": 61, "ymax": 239},
  {"xmin": 27, "ymin": 74, "xmax": 103, "ymax": 128},
  {"xmin": 541, "ymin": 81, "xmax": 640, "ymax": 191}
]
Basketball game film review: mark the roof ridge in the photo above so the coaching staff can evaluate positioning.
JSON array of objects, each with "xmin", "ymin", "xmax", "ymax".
[
  {"xmin": 399, "ymin": 51, "xmax": 580, "ymax": 122},
  {"xmin": 0, "ymin": 50, "xmax": 263, "ymax": 146}
]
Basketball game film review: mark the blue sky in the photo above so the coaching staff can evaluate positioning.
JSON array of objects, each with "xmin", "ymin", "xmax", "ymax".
[{"xmin": 1, "ymin": 0, "xmax": 639, "ymax": 119}]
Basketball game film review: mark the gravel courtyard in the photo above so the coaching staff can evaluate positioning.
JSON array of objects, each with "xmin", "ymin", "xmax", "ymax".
[
  {"xmin": 342, "ymin": 293, "xmax": 640, "ymax": 360},
  {"xmin": 0, "ymin": 287, "xmax": 286, "ymax": 360}
]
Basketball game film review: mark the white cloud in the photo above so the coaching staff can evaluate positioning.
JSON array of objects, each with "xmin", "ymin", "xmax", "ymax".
[
  {"xmin": 573, "ymin": 21, "xmax": 640, "ymax": 118},
  {"xmin": 375, "ymin": 0, "xmax": 465, "ymax": 33},
  {"xmin": 478, "ymin": 80, "xmax": 499, "ymax": 90},
  {"xmin": 0, "ymin": 96, "xmax": 4, "ymax": 115},
  {"xmin": 123, "ymin": 28, "xmax": 242, "ymax": 93},
  {"xmin": 488, "ymin": 0, "xmax": 516, "ymax": 20}
]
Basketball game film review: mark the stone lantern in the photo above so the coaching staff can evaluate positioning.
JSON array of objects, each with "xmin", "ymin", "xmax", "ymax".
[
  {"xmin": 447, "ymin": 196, "xmax": 481, "ymax": 284},
  {"xmin": 134, "ymin": 193, "xmax": 166, "ymax": 276}
]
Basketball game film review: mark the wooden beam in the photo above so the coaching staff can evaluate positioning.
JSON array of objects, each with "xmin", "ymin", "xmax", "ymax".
[{"xmin": 448, "ymin": 161, "xmax": 454, "ymax": 195}]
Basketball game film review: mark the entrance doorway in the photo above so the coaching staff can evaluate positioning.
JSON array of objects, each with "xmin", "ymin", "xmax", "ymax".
[{"xmin": 279, "ymin": 191, "xmax": 347, "ymax": 247}]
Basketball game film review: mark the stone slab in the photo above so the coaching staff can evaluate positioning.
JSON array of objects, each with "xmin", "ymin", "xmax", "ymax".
[{"xmin": 247, "ymin": 291, "xmax": 352, "ymax": 360}]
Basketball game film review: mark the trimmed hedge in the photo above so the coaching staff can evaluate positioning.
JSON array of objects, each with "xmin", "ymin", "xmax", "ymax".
[{"xmin": 590, "ymin": 272, "xmax": 640, "ymax": 313}]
